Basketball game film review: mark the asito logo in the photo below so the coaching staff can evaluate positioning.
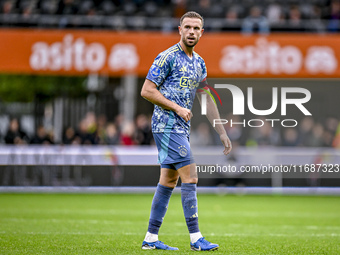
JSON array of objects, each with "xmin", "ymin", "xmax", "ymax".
[{"xmin": 201, "ymin": 84, "xmax": 311, "ymax": 128}]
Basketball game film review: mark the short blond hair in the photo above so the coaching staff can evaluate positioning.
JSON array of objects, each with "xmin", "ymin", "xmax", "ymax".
[{"xmin": 180, "ymin": 11, "xmax": 204, "ymax": 27}]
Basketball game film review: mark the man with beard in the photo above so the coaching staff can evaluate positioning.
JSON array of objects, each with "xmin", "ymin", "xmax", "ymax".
[{"xmin": 141, "ymin": 11, "xmax": 232, "ymax": 251}]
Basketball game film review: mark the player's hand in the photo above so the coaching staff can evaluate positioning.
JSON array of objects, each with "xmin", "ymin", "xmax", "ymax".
[
  {"xmin": 176, "ymin": 107, "xmax": 193, "ymax": 122},
  {"xmin": 220, "ymin": 134, "xmax": 232, "ymax": 155}
]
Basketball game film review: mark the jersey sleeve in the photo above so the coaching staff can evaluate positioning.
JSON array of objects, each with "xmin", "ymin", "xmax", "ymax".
[
  {"xmin": 200, "ymin": 59, "xmax": 207, "ymax": 82},
  {"xmin": 146, "ymin": 51, "xmax": 173, "ymax": 87},
  {"xmin": 197, "ymin": 59, "xmax": 208, "ymax": 92}
]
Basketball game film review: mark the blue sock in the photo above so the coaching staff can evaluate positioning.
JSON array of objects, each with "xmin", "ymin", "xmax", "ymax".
[
  {"xmin": 181, "ymin": 183, "xmax": 200, "ymax": 233},
  {"xmin": 147, "ymin": 183, "xmax": 173, "ymax": 234}
]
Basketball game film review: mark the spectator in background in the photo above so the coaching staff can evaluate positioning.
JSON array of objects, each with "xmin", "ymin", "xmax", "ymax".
[
  {"xmin": 308, "ymin": 123, "xmax": 324, "ymax": 147},
  {"xmin": 103, "ymin": 122, "xmax": 120, "ymax": 145},
  {"xmin": 266, "ymin": 2, "xmax": 284, "ymax": 24},
  {"xmin": 120, "ymin": 121, "xmax": 136, "ymax": 145},
  {"xmin": 288, "ymin": 5, "xmax": 303, "ymax": 31},
  {"xmin": 62, "ymin": 126, "xmax": 76, "ymax": 144},
  {"xmin": 247, "ymin": 118, "xmax": 280, "ymax": 146},
  {"xmin": 96, "ymin": 114, "xmax": 108, "ymax": 144},
  {"xmin": 76, "ymin": 119, "xmax": 97, "ymax": 145},
  {"xmin": 57, "ymin": 0, "xmax": 78, "ymax": 28},
  {"xmin": 225, "ymin": 8, "xmax": 238, "ymax": 23},
  {"xmin": 289, "ymin": 6, "xmax": 302, "ymax": 25},
  {"xmin": 1, "ymin": 0, "xmax": 13, "ymax": 14},
  {"xmin": 323, "ymin": 117, "xmax": 338, "ymax": 147},
  {"xmin": 4, "ymin": 118, "xmax": 29, "ymax": 145},
  {"xmin": 298, "ymin": 116, "xmax": 314, "ymax": 146},
  {"xmin": 326, "ymin": 0, "xmax": 340, "ymax": 32},
  {"xmin": 309, "ymin": 5, "xmax": 325, "ymax": 32},
  {"xmin": 191, "ymin": 0, "xmax": 211, "ymax": 19},
  {"xmin": 135, "ymin": 114, "xmax": 153, "ymax": 145},
  {"xmin": 191, "ymin": 122, "xmax": 213, "ymax": 146},
  {"xmin": 282, "ymin": 128, "xmax": 299, "ymax": 147},
  {"xmin": 56, "ymin": 0, "xmax": 78, "ymax": 14},
  {"xmin": 30, "ymin": 125, "xmax": 53, "ymax": 145},
  {"xmin": 242, "ymin": 6, "xmax": 269, "ymax": 34},
  {"xmin": 18, "ymin": 3, "xmax": 35, "ymax": 27}
]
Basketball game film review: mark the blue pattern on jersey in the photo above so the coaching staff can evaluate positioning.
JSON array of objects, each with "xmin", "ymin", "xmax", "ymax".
[{"xmin": 146, "ymin": 43, "xmax": 207, "ymax": 136}]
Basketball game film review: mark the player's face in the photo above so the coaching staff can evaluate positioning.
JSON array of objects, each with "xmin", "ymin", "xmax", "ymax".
[{"xmin": 179, "ymin": 18, "xmax": 204, "ymax": 48}]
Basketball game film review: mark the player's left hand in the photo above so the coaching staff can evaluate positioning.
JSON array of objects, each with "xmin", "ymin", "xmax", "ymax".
[{"xmin": 220, "ymin": 134, "xmax": 232, "ymax": 155}]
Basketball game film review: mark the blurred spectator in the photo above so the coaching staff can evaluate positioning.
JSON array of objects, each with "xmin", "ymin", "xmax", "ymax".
[
  {"xmin": 84, "ymin": 111, "xmax": 97, "ymax": 134},
  {"xmin": 120, "ymin": 121, "xmax": 136, "ymax": 145},
  {"xmin": 1, "ymin": 0, "xmax": 13, "ymax": 14},
  {"xmin": 4, "ymin": 118, "xmax": 29, "ymax": 145},
  {"xmin": 30, "ymin": 125, "xmax": 53, "ymax": 144},
  {"xmin": 76, "ymin": 119, "xmax": 97, "ymax": 145},
  {"xmin": 37, "ymin": 0, "xmax": 58, "ymax": 14},
  {"xmin": 282, "ymin": 128, "xmax": 299, "ymax": 147},
  {"xmin": 289, "ymin": 6, "xmax": 302, "ymax": 25},
  {"xmin": 96, "ymin": 114, "xmax": 108, "ymax": 144},
  {"xmin": 135, "ymin": 114, "xmax": 153, "ymax": 145},
  {"xmin": 288, "ymin": 5, "xmax": 304, "ymax": 31},
  {"xmin": 322, "ymin": 130, "xmax": 335, "ymax": 147},
  {"xmin": 103, "ymin": 122, "xmax": 120, "ymax": 145},
  {"xmin": 298, "ymin": 116, "xmax": 314, "ymax": 146},
  {"xmin": 308, "ymin": 123, "xmax": 324, "ymax": 147},
  {"xmin": 56, "ymin": 0, "xmax": 78, "ymax": 14},
  {"xmin": 225, "ymin": 8, "xmax": 238, "ymax": 23},
  {"xmin": 247, "ymin": 118, "xmax": 280, "ymax": 146},
  {"xmin": 191, "ymin": 0, "xmax": 211, "ymax": 19},
  {"xmin": 309, "ymin": 5, "xmax": 325, "ymax": 32},
  {"xmin": 57, "ymin": 0, "xmax": 78, "ymax": 28},
  {"xmin": 2, "ymin": 111, "xmax": 340, "ymax": 148},
  {"xmin": 191, "ymin": 122, "xmax": 213, "ymax": 146},
  {"xmin": 242, "ymin": 6, "xmax": 269, "ymax": 34},
  {"xmin": 266, "ymin": 2, "xmax": 284, "ymax": 24},
  {"xmin": 326, "ymin": 0, "xmax": 340, "ymax": 32},
  {"xmin": 324, "ymin": 117, "xmax": 339, "ymax": 135},
  {"xmin": 62, "ymin": 126, "xmax": 76, "ymax": 144}
]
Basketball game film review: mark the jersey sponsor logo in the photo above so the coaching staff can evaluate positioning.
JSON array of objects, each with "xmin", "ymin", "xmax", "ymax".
[
  {"xmin": 180, "ymin": 77, "xmax": 199, "ymax": 89},
  {"xmin": 150, "ymin": 66, "xmax": 160, "ymax": 77}
]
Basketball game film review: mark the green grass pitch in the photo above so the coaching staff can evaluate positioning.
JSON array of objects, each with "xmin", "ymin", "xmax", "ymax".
[{"xmin": 0, "ymin": 193, "xmax": 340, "ymax": 254}]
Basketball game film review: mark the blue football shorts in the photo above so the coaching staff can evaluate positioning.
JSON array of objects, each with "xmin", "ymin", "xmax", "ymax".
[{"xmin": 153, "ymin": 132, "xmax": 195, "ymax": 170}]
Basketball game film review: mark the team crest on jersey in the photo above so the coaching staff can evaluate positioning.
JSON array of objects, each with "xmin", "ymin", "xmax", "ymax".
[
  {"xmin": 150, "ymin": 66, "xmax": 161, "ymax": 77},
  {"xmin": 178, "ymin": 145, "xmax": 188, "ymax": 157}
]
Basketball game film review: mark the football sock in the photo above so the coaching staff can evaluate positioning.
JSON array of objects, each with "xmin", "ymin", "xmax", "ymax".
[
  {"xmin": 146, "ymin": 183, "xmax": 173, "ymax": 236},
  {"xmin": 181, "ymin": 183, "xmax": 200, "ymax": 235},
  {"xmin": 190, "ymin": 231, "xmax": 203, "ymax": 244},
  {"xmin": 144, "ymin": 231, "xmax": 158, "ymax": 242}
]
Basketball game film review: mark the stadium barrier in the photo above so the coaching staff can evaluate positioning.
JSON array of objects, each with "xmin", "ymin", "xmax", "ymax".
[{"xmin": 0, "ymin": 145, "xmax": 339, "ymax": 194}]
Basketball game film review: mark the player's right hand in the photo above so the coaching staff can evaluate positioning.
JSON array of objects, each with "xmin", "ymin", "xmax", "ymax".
[{"xmin": 176, "ymin": 107, "xmax": 192, "ymax": 122}]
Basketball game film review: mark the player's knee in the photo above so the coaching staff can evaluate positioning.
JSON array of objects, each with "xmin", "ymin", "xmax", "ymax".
[
  {"xmin": 169, "ymin": 178, "xmax": 179, "ymax": 188},
  {"xmin": 183, "ymin": 177, "xmax": 198, "ymax": 184},
  {"xmin": 161, "ymin": 177, "xmax": 178, "ymax": 188}
]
